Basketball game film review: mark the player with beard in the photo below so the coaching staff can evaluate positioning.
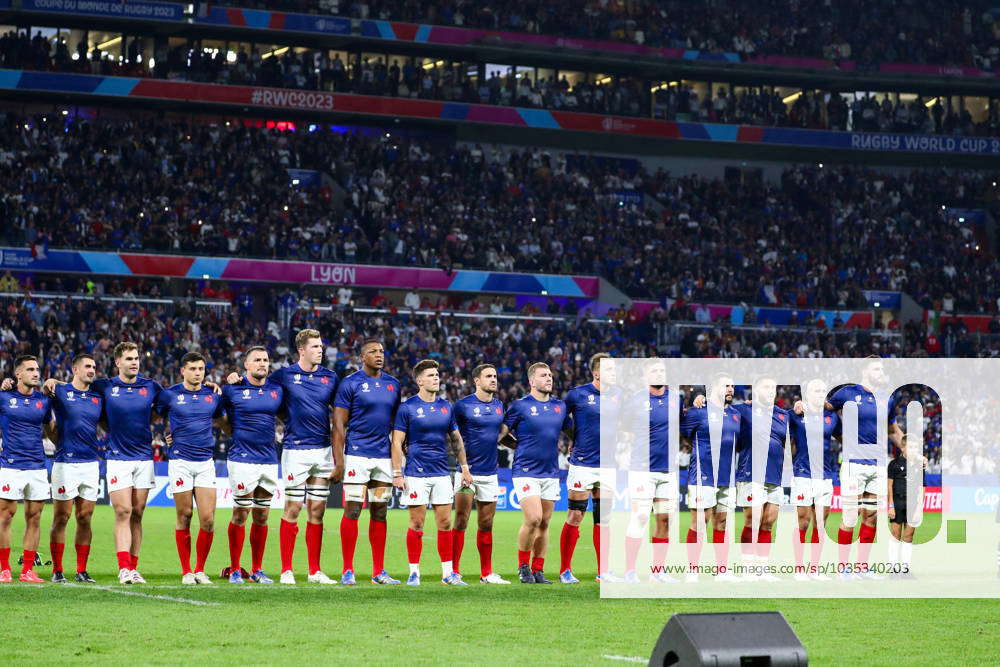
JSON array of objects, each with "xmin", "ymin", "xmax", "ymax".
[
  {"xmin": 827, "ymin": 358, "xmax": 902, "ymax": 580},
  {"xmin": 222, "ymin": 346, "xmax": 285, "ymax": 584},
  {"xmin": 680, "ymin": 374, "xmax": 741, "ymax": 583},
  {"xmin": 733, "ymin": 377, "xmax": 788, "ymax": 582},
  {"xmin": 789, "ymin": 378, "xmax": 840, "ymax": 581},
  {"xmin": 230, "ymin": 329, "xmax": 340, "ymax": 585},
  {"xmin": 47, "ymin": 354, "xmax": 103, "ymax": 583},
  {"xmin": 559, "ymin": 353, "xmax": 618, "ymax": 584},
  {"xmin": 0, "ymin": 356, "xmax": 55, "ymax": 583},
  {"xmin": 622, "ymin": 359, "xmax": 683, "ymax": 584},
  {"xmin": 498, "ymin": 363, "xmax": 571, "ymax": 584},
  {"xmin": 451, "ymin": 364, "xmax": 510, "ymax": 584}
]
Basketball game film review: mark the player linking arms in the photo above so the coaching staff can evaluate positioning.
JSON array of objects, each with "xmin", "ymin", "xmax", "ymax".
[
  {"xmin": 156, "ymin": 353, "xmax": 226, "ymax": 585},
  {"xmin": 221, "ymin": 346, "xmax": 285, "ymax": 584},
  {"xmin": 47, "ymin": 354, "xmax": 103, "ymax": 583},
  {"xmin": 230, "ymin": 329, "xmax": 340, "ymax": 585},
  {"xmin": 0, "ymin": 355, "xmax": 55, "ymax": 583}
]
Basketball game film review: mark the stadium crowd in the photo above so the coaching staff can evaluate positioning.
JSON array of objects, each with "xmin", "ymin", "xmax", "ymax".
[
  {"xmin": 2, "ymin": 30, "xmax": 998, "ymax": 137},
  {"xmin": 3, "ymin": 114, "xmax": 999, "ymax": 312},
  {"xmin": 219, "ymin": 0, "xmax": 1000, "ymax": 69}
]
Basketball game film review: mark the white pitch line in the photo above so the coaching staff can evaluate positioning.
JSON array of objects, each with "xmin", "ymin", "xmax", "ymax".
[
  {"xmin": 66, "ymin": 583, "xmax": 220, "ymax": 606},
  {"xmin": 601, "ymin": 655, "xmax": 646, "ymax": 663}
]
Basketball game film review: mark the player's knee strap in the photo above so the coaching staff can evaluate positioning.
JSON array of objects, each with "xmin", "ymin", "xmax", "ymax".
[
  {"xmin": 568, "ymin": 498, "xmax": 589, "ymax": 512},
  {"xmin": 367, "ymin": 487, "xmax": 391, "ymax": 503},
  {"xmin": 233, "ymin": 495, "xmax": 253, "ymax": 508},
  {"xmin": 653, "ymin": 499, "xmax": 675, "ymax": 514},
  {"xmin": 252, "ymin": 496, "xmax": 272, "ymax": 509},
  {"xmin": 858, "ymin": 497, "xmax": 879, "ymax": 510},
  {"xmin": 285, "ymin": 485, "xmax": 306, "ymax": 500},
  {"xmin": 306, "ymin": 485, "xmax": 330, "ymax": 500}
]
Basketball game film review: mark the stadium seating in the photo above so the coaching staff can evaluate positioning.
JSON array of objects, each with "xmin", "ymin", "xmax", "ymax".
[
  {"xmin": 2, "ymin": 113, "xmax": 997, "ymax": 311},
  {"xmin": 2, "ymin": 30, "xmax": 997, "ymax": 136},
  {"xmin": 213, "ymin": 1, "xmax": 1000, "ymax": 71}
]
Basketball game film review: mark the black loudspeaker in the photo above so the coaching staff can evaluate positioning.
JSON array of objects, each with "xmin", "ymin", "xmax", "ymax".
[{"xmin": 648, "ymin": 612, "xmax": 807, "ymax": 666}]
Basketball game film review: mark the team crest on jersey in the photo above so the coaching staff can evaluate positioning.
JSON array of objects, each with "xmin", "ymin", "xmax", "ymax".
[
  {"xmin": 387, "ymin": 384, "xmax": 395, "ymax": 392},
  {"xmin": 270, "ymin": 391, "xmax": 278, "ymax": 398},
  {"xmin": 35, "ymin": 401, "xmax": 42, "ymax": 409},
  {"xmin": 139, "ymin": 388, "xmax": 147, "ymax": 396},
  {"xmin": 825, "ymin": 416, "xmax": 832, "ymax": 424},
  {"xmin": 441, "ymin": 407, "xmax": 448, "ymax": 414},
  {"xmin": 321, "ymin": 377, "xmax": 329, "ymax": 384},
  {"xmin": 293, "ymin": 374, "xmax": 302, "ymax": 384}
]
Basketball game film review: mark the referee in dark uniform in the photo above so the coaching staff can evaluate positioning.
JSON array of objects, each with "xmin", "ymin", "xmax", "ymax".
[{"xmin": 887, "ymin": 433, "xmax": 926, "ymax": 580}]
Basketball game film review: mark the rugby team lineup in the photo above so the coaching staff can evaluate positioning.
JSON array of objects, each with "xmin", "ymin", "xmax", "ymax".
[{"xmin": 0, "ymin": 330, "xmax": 928, "ymax": 587}]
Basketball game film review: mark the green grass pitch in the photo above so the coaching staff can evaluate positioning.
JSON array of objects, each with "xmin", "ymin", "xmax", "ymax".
[{"xmin": 3, "ymin": 506, "xmax": 999, "ymax": 665}]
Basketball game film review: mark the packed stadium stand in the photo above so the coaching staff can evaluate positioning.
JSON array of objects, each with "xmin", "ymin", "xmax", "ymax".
[{"xmin": 218, "ymin": 0, "xmax": 1000, "ymax": 70}]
